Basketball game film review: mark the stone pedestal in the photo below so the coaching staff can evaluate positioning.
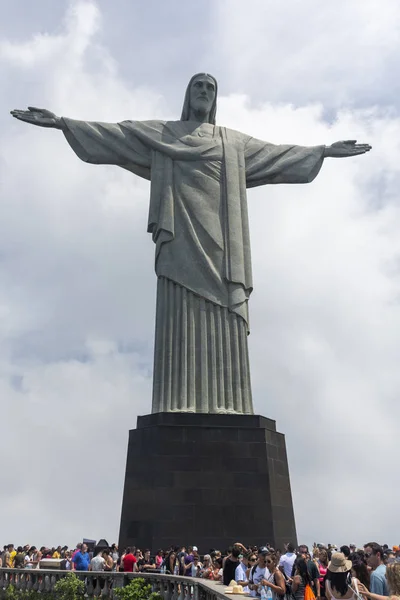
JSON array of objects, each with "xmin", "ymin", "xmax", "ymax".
[{"xmin": 118, "ymin": 413, "xmax": 297, "ymax": 552}]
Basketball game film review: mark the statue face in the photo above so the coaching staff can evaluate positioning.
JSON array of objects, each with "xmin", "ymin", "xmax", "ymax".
[{"xmin": 189, "ymin": 75, "xmax": 216, "ymax": 117}]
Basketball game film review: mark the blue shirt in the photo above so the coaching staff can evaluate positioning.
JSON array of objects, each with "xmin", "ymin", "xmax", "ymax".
[
  {"xmin": 72, "ymin": 551, "xmax": 91, "ymax": 571},
  {"xmin": 370, "ymin": 564, "xmax": 388, "ymax": 596}
]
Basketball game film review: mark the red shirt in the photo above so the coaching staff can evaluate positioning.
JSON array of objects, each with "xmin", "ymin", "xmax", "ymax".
[{"xmin": 123, "ymin": 554, "xmax": 137, "ymax": 572}]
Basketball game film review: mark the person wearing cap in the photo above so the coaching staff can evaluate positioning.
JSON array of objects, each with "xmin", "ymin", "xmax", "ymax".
[
  {"xmin": 325, "ymin": 552, "xmax": 361, "ymax": 600},
  {"xmin": 248, "ymin": 548, "xmax": 271, "ymax": 597}
]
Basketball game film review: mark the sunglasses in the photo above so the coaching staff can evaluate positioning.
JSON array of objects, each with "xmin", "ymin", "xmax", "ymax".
[{"xmin": 249, "ymin": 558, "xmax": 257, "ymax": 562}]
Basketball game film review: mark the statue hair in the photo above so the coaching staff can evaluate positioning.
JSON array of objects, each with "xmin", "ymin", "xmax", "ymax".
[{"xmin": 180, "ymin": 73, "xmax": 218, "ymax": 124}]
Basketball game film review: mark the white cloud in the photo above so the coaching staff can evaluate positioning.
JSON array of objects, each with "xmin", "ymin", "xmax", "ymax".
[
  {"xmin": 213, "ymin": 0, "xmax": 400, "ymax": 109},
  {"xmin": 1, "ymin": 0, "xmax": 400, "ymax": 548}
]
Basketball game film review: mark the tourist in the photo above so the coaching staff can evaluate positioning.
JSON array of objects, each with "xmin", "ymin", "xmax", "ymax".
[
  {"xmin": 200, "ymin": 554, "xmax": 214, "ymax": 579},
  {"xmin": 9, "ymin": 545, "xmax": 16, "ymax": 568},
  {"xmin": 102, "ymin": 550, "xmax": 114, "ymax": 572},
  {"xmin": 177, "ymin": 546, "xmax": 187, "ymax": 575},
  {"xmin": 24, "ymin": 547, "xmax": 35, "ymax": 569},
  {"xmin": 53, "ymin": 546, "xmax": 62, "ymax": 559},
  {"xmin": 248, "ymin": 547, "xmax": 270, "ymax": 597},
  {"xmin": 164, "ymin": 550, "xmax": 179, "ymax": 575},
  {"xmin": 211, "ymin": 557, "xmax": 223, "ymax": 581},
  {"xmin": 349, "ymin": 553, "xmax": 370, "ymax": 589},
  {"xmin": 279, "ymin": 543, "xmax": 297, "ymax": 578},
  {"xmin": 340, "ymin": 547, "xmax": 351, "ymax": 559},
  {"xmin": 261, "ymin": 552, "xmax": 286, "ymax": 600},
  {"xmin": 71, "ymin": 543, "xmax": 82, "ymax": 564},
  {"xmin": 235, "ymin": 552, "xmax": 250, "ymax": 590},
  {"xmin": 364, "ymin": 543, "xmax": 389, "ymax": 596},
  {"xmin": 90, "ymin": 549, "xmax": 106, "ymax": 572},
  {"xmin": 223, "ymin": 547, "xmax": 241, "ymax": 585},
  {"xmin": 110, "ymin": 544, "xmax": 119, "ymax": 570},
  {"xmin": 292, "ymin": 557, "xmax": 313, "ymax": 600},
  {"xmin": 122, "ymin": 548, "xmax": 137, "ymax": 573},
  {"xmin": 358, "ymin": 562, "xmax": 400, "ymax": 600},
  {"xmin": 137, "ymin": 549, "xmax": 156, "ymax": 572},
  {"xmin": 295, "ymin": 545, "xmax": 321, "ymax": 598},
  {"xmin": 193, "ymin": 556, "xmax": 203, "ymax": 577},
  {"xmin": 318, "ymin": 548, "xmax": 329, "ymax": 599},
  {"xmin": 71, "ymin": 543, "xmax": 90, "ymax": 572},
  {"xmin": 325, "ymin": 552, "xmax": 363, "ymax": 600},
  {"xmin": 183, "ymin": 546, "xmax": 197, "ymax": 577},
  {"xmin": 14, "ymin": 547, "xmax": 25, "ymax": 569},
  {"xmin": 60, "ymin": 551, "xmax": 72, "ymax": 571},
  {"xmin": 155, "ymin": 549, "xmax": 164, "ymax": 569}
]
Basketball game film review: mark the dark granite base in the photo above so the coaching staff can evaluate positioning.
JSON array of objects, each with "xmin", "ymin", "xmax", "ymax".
[{"xmin": 118, "ymin": 413, "xmax": 297, "ymax": 552}]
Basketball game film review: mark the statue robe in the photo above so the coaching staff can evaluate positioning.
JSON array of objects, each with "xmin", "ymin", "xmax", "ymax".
[{"xmin": 62, "ymin": 117, "xmax": 325, "ymax": 413}]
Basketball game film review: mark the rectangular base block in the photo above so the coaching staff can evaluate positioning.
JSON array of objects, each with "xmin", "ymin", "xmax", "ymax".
[{"xmin": 118, "ymin": 413, "xmax": 297, "ymax": 552}]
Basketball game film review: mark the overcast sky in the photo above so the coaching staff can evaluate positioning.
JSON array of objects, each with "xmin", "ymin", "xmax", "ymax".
[{"xmin": 1, "ymin": 0, "xmax": 400, "ymax": 549}]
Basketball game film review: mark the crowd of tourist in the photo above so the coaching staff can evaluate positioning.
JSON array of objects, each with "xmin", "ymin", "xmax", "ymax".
[{"xmin": 1, "ymin": 541, "xmax": 400, "ymax": 599}]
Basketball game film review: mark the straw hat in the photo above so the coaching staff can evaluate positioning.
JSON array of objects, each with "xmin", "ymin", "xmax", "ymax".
[{"xmin": 328, "ymin": 552, "xmax": 352, "ymax": 573}]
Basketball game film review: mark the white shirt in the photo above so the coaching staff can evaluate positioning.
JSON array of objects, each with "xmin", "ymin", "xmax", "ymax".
[
  {"xmin": 279, "ymin": 552, "xmax": 296, "ymax": 578},
  {"xmin": 91, "ymin": 556, "xmax": 105, "ymax": 571},
  {"xmin": 235, "ymin": 562, "xmax": 249, "ymax": 593},
  {"xmin": 249, "ymin": 565, "xmax": 270, "ymax": 597}
]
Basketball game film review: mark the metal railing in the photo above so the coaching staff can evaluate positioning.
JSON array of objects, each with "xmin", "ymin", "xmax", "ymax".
[{"xmin": 0, "ymin": 569, "xmax": 231, "ymax": 600}]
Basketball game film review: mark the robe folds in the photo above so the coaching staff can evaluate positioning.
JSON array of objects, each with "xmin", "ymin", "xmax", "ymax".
[{"xmin": 62, "ymin": 118, "xmax": 325, "ymax": 413}]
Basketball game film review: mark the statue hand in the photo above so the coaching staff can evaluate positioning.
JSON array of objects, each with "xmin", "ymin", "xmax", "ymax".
[
  {"xmin": 325, "ymin": 140, "xmax": 372, "ymax": 158},
  {"xmin": 10, "ymin": 107, "xmax": 62, "ymax": 129}
]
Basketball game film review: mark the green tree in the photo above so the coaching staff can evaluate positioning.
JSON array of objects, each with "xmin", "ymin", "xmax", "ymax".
[
  {"xmin": 113, "ymin": 578, "xmax": 162, "ymax": 600},
  {"xmin": 53, "ymin": 573, "xmax": 85, "ymax": 600}
]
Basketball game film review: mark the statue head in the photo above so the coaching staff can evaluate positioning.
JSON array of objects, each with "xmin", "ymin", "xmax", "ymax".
[{"xmin": 181, "ymin": 73, "xmax": 218, "ymax": 124}]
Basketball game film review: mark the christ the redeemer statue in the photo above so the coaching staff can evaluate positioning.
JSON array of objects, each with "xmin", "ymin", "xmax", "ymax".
[{"xmin": 11, "ymin": 73, "xmax": 371, "ymax": 415}]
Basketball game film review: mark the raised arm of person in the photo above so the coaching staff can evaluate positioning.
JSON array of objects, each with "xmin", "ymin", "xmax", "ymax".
[
  {"xmin": 357, "ymin": 582, "xmax": 388, "ymax": 600},
  {"xmin": 261, "ymin": 570, "xmax": 286, "ymax": 596}
]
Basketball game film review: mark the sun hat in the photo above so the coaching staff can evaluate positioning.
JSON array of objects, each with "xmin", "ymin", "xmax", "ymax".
[{"xmin": 328, "ymin": 552, "xmax": 352, "ymax": 573}]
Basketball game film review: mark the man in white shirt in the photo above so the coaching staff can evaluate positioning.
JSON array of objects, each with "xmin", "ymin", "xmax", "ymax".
[
  {"xmin": 248, "ymin": 548, "xmax": 270, "ymax": 598},
  {"xmin": 235, "ymin": 552, "xmax": 251, "ymax": 593},
  {"xmin": 90, "ymin": 550, "xmax": 106, "ymax": 572},
  {"xmin": 279, "ymin": 543, "xmax": 296, "ymax": 578}
]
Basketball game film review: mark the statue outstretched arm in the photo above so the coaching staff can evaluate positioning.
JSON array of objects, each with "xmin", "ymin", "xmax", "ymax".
[
  {"xmin": 324, "ymin": 140, "xmax": 372, "ymax": 157},
  {"xmin": 10, "ymin": 107, "xmax": 64, "ymax": 129},
  {"xmin": 244, "ymin": 134, "xmax": 372, "ymax": 188},
  {"xmin": 11, "ymin": 107, "xmax": 153, "ymax": 178}
]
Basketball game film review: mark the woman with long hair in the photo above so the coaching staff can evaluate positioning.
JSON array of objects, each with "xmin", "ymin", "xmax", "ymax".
[
  {"xmin": 200, "ymin": 555, "xmax": 214, "ymax": 579},
  {"xmin": 210, "ymin": 557, "xmax": 223, "ymax": 581},
  {"xmin": 349, "ymin": 553, "xmax": 370, "ymax": 590},
  {"xmin": 358, "ymin": 562, "xmax": 400, "ymax": 600},
  {"xmin": 325, "ymin": 553, "xmax": 361, "ymax": 600},
  {"xmin": 318, "ymin": 549, "xmax": 329, "ymax": 599},
  {"xmin": 164, "ymin": 550, "xmax": 179, "ymax": 575},
  {"xmin": 292, "ymin": 558, "xmax": 313, "ymax": 600},
  {"xmin": 260, "ymin": 552, "xmax": 286, "ymax": 600}
]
